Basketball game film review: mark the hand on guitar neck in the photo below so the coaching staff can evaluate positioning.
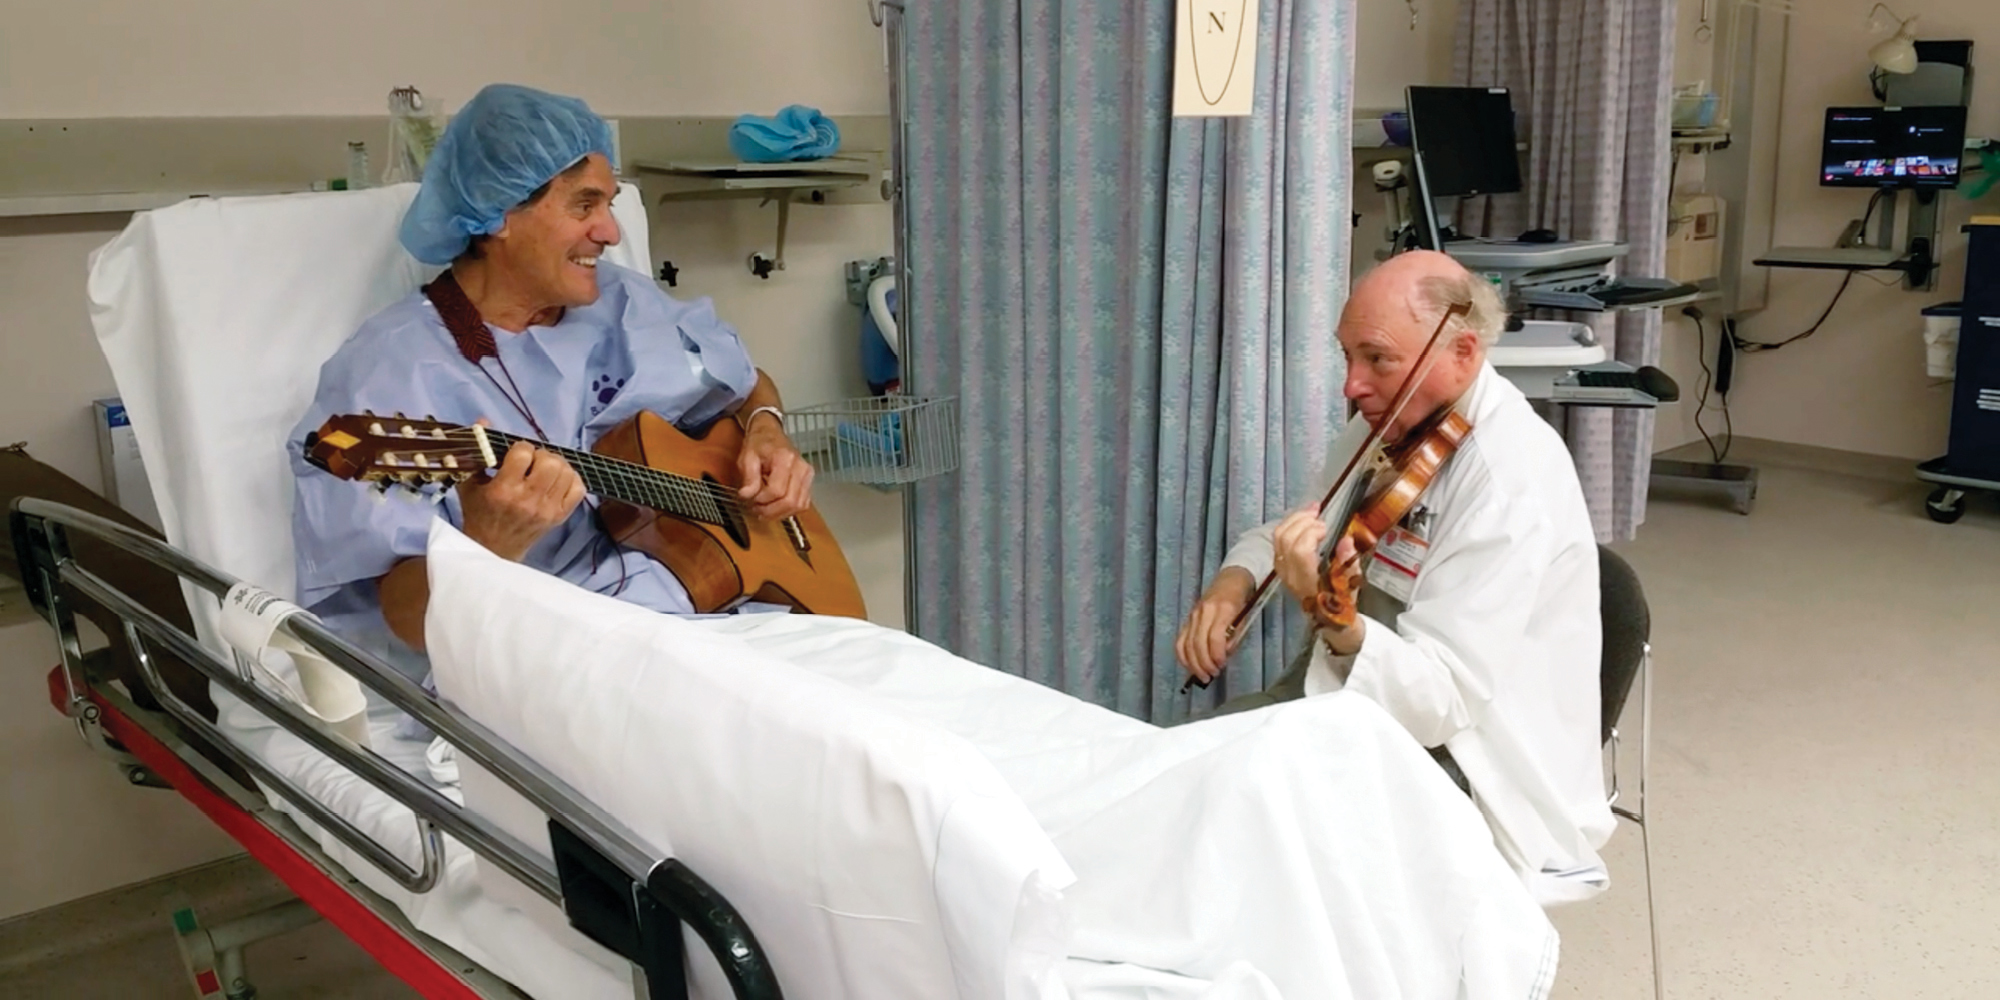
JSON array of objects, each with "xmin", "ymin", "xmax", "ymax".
[
  {"xmin": 382, "ymin": 425, "xmax": 589, "ymax": 652},
  {"xmin": 458, "ymin": 434, "xmax": 588, "ymax": 561}
]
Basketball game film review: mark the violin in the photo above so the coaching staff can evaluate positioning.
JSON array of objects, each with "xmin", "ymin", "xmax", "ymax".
[
  {"xmin": 1306, "ymin": 404, "xmax": 1471, "ymax": 634},
  {"xmin": 1183, "ymin": 298, "xmax": 1474, "ymax": 693}
]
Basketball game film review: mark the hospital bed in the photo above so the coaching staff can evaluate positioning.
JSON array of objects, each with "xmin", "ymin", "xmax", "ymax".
[{"xmin": 7, "ymin": 183, "xmax": 1566, "ymax": 1000}]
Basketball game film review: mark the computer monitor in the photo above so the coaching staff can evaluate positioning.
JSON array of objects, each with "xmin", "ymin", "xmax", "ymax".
[
  {"xmin": 1820, "ymin": 105, "xmax": 1968, "ymax": 189},
  {"xmin": 1406, "ymin": 86, "xmax": 1524, "ymax": 198}
]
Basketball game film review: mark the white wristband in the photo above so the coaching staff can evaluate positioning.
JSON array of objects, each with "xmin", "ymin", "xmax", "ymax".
[{"xmin": 741, "ymin": 405, "xmax": 785, "ymax": 431}]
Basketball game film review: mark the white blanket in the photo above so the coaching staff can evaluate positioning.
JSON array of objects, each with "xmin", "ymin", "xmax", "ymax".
[
  {"xmin": 426, "ymin": 521, "xmax": 1560, "ymax": 1000},
  {"xmin": 425, "ymin": 520, "xmax": 1077, "ymax": 1000}
]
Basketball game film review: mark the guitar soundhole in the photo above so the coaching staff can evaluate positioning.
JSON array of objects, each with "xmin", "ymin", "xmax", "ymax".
[{"xmin": 703, "ymin": 473, "xmax": 750, "ymax": 548}]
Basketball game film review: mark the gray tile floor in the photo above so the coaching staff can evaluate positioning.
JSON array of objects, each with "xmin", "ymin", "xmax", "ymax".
[
  {"xmin": 5, "ymin": 445, "xmax": 1995, "ymax": 998},
  {"xmin": 0, "ymin": 855, "xmax": 415, "ymax": 999},
  {"xmin": 1557, "ymin": 447, "xmax": 2000, "ymax": 999}
]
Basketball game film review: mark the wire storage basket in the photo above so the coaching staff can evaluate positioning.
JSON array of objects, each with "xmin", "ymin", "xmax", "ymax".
[{"xmin": 787, "ymin": 394, "xmax": 960, "ymax": 488}]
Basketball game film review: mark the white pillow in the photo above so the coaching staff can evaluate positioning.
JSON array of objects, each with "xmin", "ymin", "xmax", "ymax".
[{"xmin": 422, "ymin": 519, "xmax": 1075, "ymax": 1000}]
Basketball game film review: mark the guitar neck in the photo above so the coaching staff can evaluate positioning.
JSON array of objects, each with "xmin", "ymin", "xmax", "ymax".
[{"xmin": 481, "ymin": 428, "xmax": 735, "ymax": 527}]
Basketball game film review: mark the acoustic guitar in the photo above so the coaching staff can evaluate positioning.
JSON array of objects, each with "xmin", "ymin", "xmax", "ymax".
[{"xmin": 302, "ymin": 410, "xmax": 866, "ymax": 618}]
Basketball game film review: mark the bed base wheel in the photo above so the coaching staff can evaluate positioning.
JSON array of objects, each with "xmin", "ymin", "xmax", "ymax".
[
  {"xmin": 171, "ymin": 897, "xmax": 321, "ymax": 1000},
  {"xmin": 126, "ymin": 763, "xmax": 171, "ymax": 789},
  {"xmin": 1926, "ymin": 487, "xmax": 1967, "ymax": 524}
]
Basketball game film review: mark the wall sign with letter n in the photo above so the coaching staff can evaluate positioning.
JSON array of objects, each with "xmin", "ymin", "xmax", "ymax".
[{"xmin": 1174, "ymin": 0, "xmax": 1259, "ymax": 117}]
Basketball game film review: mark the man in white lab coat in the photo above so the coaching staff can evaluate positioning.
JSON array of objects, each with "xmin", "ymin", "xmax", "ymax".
[{"xmin": 1175, "ymin": 250, "xmax": 1615, "ymax": 905}]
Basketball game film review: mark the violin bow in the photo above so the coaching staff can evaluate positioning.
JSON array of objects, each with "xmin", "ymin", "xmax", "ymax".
[{"xmin": 1183, "ymin": 299, "xmax": 1470, "ymax": 693}]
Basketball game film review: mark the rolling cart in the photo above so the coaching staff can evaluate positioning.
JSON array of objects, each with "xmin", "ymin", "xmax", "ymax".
[{"xmin": 1919, "ymin": 223, "xmax": 2000, "ymax": 524}]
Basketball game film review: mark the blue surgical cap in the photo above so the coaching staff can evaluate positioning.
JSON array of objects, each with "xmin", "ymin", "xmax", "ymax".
[{"xmin": 398, "ymin": 83, "xmax": 615, "ymax": 265}]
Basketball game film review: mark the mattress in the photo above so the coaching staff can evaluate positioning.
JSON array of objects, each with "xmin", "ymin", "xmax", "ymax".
[{"xmin": 220, "ymin": 610, "xmax": 1560, "ymax": 1000}]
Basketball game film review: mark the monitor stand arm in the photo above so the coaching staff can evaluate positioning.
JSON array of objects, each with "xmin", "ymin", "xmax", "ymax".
[
  {"xmin": 1903, "ymin": 189, "xmax": 1943, "ymax": 291},
  {"xmin": 1856, "ymin": 187, "xmax": 1942, "ymax": 291}
]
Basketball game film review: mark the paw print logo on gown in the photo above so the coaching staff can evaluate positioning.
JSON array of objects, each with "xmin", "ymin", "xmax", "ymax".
[{"xmin": 588, "ymin": 374, "xmax": 626, "ymax": 417}]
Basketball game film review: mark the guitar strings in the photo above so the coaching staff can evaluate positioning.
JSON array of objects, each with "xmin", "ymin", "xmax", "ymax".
[{"xmin": 429, "ymin": 428, "xmax": 751, "ymax": 524}]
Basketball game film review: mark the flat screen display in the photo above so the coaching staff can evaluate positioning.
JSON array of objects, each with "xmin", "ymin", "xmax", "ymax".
[
  {"xmin": 1408, "ymin": 86, "xmax": 1523, "ymax": 199},
  {"xmin": 1820, "ymin": 105, "xmax": 1968, "ymax": 189}
]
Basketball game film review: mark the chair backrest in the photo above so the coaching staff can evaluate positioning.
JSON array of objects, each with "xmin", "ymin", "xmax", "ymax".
[{"xmin": 1598, "ymin": 544, "xmax": 1651, "ymax": 745}]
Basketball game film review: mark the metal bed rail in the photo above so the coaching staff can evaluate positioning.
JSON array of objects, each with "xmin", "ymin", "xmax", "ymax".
[{"xmin": 10, "ymin": 497, "xmax": 782, "ymax": 1000}]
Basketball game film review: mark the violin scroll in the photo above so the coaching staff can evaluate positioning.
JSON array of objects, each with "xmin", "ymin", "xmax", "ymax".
[{"xmin": 1307, "ymin": 539, "xmax": 1366, "ymax": 634}]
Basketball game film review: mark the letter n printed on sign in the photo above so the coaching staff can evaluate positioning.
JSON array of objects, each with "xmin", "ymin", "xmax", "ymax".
[{"xmin": 1174, "ymin": 0, "xmax": 1259, "ymax": 117}]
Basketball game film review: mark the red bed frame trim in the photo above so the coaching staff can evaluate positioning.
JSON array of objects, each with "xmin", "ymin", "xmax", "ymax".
[{"xmin": 74, "ymin": 668, "xmax": 484, "ymax": 1000}]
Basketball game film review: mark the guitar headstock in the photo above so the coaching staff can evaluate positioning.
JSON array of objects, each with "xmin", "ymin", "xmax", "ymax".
[{"xmin": 303, "ymin": 413, "xmax": 492, "ymax": 494}]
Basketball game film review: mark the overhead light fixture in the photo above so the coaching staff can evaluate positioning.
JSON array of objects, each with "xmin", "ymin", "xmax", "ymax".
[{"xmin": 1866, "ymin": 3, "xmax": 1919, "ymax": 75}]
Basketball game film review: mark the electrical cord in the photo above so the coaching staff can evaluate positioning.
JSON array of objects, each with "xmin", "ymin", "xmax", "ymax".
[
  {"xmin": 1733, "ymin": 270, "xmax": 1855, "ymax": 353},
  {"xmin": 1732, "ymin": 189, "xmax": 1887, "ymax": 354},
  {"xmin": 1685, "ymin": 308, "xmax": 1735, "ymax": 464},
  {"xmin": 1689, "ymin": 310, "xmax": 1722, "ymax": 464},
  {"xmin": 1733, "ymin": 189, "xmax": 1899, "ymax": 353},
  {"xmin": 1718, "ymin": 318, "xmax": 1736, "ymax": 461}
]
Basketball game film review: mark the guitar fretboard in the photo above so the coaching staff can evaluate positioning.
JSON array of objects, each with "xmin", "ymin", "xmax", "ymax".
[{"xmin": 480, "ymin": 428, "xmax": 738, "ymax": 527}]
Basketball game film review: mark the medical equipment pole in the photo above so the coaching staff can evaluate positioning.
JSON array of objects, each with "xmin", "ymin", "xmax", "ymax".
[{"xmin": 871, "ymin": 0, "xmax": 920, "ymax": 634}]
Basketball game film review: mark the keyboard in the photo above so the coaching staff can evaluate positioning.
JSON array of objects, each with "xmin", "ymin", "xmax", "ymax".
[
  {"xmin": 1755, "ymin": 246, "xmax": 1903, "ymax": 269},
  {"xmin": 1518, "ymin": 278, "xmax": 1699, "ymax": 311},
  {"xmin": 1551, "ymin": 363, "xmax": 1681, "ymax": 407},
  {"xmin": 1587, "ymin": 281, "xmax": 1701, "ymax": 307},
  {"xmin": 1572, "ymin": 369, "xmax": 1650, "ymax": 390}
]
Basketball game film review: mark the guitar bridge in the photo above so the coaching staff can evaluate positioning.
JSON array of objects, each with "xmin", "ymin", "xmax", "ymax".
[{"xmin": 783, "ymin": 516, "xmax": 813, "ymax": 565}]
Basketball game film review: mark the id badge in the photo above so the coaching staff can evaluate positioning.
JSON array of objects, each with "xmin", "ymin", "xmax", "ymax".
[{"xmin": 1365, "ymin": 520, "xmax": 1431, "ymax": 605}]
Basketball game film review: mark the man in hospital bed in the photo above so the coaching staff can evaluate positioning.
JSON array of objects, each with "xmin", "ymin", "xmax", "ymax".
[
  {"xmin": 286, "ymin": 84, "xmax": 814, "ymax": 692},
  {"xmin": 1176, "ymin": 251, "xmax": 1614, "ymax": 905}
]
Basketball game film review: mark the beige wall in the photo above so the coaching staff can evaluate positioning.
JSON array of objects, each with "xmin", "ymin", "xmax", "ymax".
[
  {"xmin": 0, "ymin": 0, "xmax": 890, "ymax": 119},
  {"xmin": 1352, "ymin": 0, "xmax": 1460, "ymax": 112},
  {"xmin": 1707, "ymin": 4, "xmax": 1993, "ymax": 459},
  {"xmin": 1351, "ymin": 0, "xmax": 1461, "ymax": 275},
  {"xmin": 0, "ymin": 0, "xmax": 896, "ymax": 920}
]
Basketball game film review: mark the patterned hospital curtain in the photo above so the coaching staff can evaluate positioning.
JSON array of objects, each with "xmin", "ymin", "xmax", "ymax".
[
  {"xmin": 901, "ymin": 0, "xmax": 1354, "ymax": 723},
  {"xmin": 1450, "ymin": 0, "xmax": 1677, "ymax": 542}
]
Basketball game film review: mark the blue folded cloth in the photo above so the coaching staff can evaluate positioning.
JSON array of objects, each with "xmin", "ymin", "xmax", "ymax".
[
  {"xmin": 729, "ymin": 105, "xmax": 841, "ymax": 163},
  {"xmin": 834, "ymin": 413, "xmax": 906, "ymax": 469}
]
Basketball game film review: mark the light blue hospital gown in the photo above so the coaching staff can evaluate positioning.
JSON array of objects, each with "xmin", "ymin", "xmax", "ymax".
[{"xmin": 287, "ymin": 261, "xmax": 758, "ymax": 689}]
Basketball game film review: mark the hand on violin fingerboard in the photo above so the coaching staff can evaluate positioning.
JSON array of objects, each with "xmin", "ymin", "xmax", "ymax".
[
  {"xmin": 1307, "ymin": 535, "xmax": 1367, "ymax": 657},
  {"xmin": 1272, "ymin": 510, "xmax": 1332, "ymax": 604}
]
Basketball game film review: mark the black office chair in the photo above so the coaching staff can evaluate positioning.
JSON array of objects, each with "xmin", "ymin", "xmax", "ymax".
[{"xmin": 1598, "ymin": 544, "xmax": 1661, "ymax": 1000}]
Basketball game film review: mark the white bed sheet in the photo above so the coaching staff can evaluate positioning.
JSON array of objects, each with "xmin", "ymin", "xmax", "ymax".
[
  {"xmin": 687, "ymin": 616, "xmax": 1563, "ymax": 1000},
  {"xmin": 226, "ymin": 604, "xmax": 1560, "ymax": 1000}
]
